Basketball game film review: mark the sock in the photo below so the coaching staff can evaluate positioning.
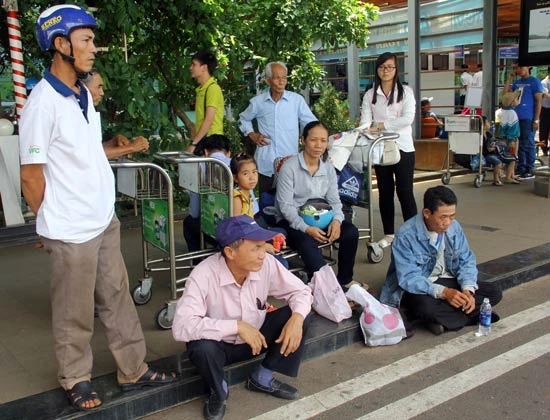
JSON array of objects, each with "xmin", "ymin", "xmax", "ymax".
[{"xmin": 252, "ymin": 364, "xmax": 273, "ymax": 387}]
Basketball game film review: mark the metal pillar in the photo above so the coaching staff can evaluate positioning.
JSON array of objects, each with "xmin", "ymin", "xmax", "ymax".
[
  {"xmin": 408, "ymin": 0, "xmax": 421, "ymax": 138},
  {"xmin": 347, "ymin": 43, "xmax": 360, "ymax": 122},
  {"xmin": 482, "ymin": 0, "xmax": 497, "ymax": 120}
]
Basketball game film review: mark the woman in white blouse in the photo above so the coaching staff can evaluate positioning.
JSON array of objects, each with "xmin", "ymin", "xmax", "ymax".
[{"xmin": 358, "ymin": 52, "xmax": 418, "ymax": 247}]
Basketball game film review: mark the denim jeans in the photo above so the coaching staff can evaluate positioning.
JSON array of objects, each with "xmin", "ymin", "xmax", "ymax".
[{"xmin": 517, "ymin": 119, "xmax": 536, "ymax": 175}]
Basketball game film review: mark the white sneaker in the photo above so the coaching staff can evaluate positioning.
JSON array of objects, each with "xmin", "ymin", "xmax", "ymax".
[{"xmin": 378, "ymin": 234, "xmax": 394, "ymax": 248}]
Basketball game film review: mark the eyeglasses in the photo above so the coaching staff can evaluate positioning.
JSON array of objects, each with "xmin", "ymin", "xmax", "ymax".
[
  {"xmin": 378, "ymin": 65, "xmax": 396, "ymax": 72},
  {"xmin": 270, "ymin": 76, "xmax": 288, "ymax": 82}
]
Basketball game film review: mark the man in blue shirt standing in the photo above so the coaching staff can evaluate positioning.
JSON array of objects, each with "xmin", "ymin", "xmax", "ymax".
[
  {"xmin": 380, "ymin": 186, "xmax": 502, "ymax": 336},
  {"xmin": 238, "ymin": 62, "xmax": 316, "ymax": 199},
  {"xmin": 504, "ymin": 63, "xmax": 543, "ymax": 180}
]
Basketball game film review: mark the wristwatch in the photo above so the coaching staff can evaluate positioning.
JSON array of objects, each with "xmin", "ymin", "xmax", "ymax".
[{"xmin": 534, "ymin": 120, "xmax": 540, "ymax": 123}]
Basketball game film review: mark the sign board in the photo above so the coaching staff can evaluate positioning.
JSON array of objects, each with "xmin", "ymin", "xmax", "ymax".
[
  {"xmin": 142, "ymin": 198, "xmax": 169, "ymax": 252},
  {"xmin": 178, "ymin": 162, "xmax": 201, "ymax": 192},
  {"xmin": 499, "ymin": 46, "xmax": 519, "ymax": 59},
  {"xmin": 519, "ymin": 0, "xmax": 550, "ymax": 66},
  {"xmin": 200, "ymin": 192, "xmax": 229, "ymax": 238},
  {"xmin": 448, "ymin": 132, "xmax": 482, "ymax": 155},
  {"xmin": 117, "ymin": 168, "xmax": 137, "ymax": 198},
  {"xmin": 464, "ymin": 86, "xmax": 483, "ymax": 108},
  {"xmin": 445, "ymin": 116, "xmax": 471, "ymax": 132}
]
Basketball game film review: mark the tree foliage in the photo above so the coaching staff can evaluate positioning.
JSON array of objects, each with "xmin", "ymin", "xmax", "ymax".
[
  {"xmin": 312, "ymin": 83, "xmax": 354, "ymax": 135},
  {"xmin": 1, "ymin": 0, "xmax": 378, "ymax": 144}
]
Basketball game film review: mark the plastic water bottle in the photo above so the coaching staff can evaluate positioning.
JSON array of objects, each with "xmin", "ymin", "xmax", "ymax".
[{"xmin": 478, "ymin": 298, "xmax": 492, "ymax": 336}]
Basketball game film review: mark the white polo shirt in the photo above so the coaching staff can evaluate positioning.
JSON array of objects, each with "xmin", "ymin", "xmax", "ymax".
[{"xmin": 19, "ymin": 70, "xmax": 114, "ymax": 243}]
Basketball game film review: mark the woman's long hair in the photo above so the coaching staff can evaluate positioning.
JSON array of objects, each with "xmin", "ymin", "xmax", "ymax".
[{"xmin": 371, "ymin": 52, "xmax": 404, "ymax": 106}]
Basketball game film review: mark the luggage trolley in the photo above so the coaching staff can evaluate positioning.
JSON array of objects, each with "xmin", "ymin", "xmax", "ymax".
[
  {"xmin": 109, "ymin": 159, "xmax": 177, "ymax": 310},
  {"xmin": 442, "ymin": 114, "xmax": 485, "ymax": 188},
  {"xmin": 329, "ymin": 131, "xmax": 400, "ymax": 263},
  {"xmin": 150, "ymin": 151, "xmax": 234, "ymax": 329}
]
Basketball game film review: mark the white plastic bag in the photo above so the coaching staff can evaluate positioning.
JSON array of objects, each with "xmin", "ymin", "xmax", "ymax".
[
  {"xmin": 309, "ymin": 265, "xmax": 352, "ymax": 323},
  {"xmin": 345, "ymin": 284, "xmax": 406, "ymax": 346}
]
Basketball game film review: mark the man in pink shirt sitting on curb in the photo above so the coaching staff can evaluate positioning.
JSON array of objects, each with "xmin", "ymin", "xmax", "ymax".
[{"xmin": 172, "ymin": 215, "xmax": 313, "ymax": 420}]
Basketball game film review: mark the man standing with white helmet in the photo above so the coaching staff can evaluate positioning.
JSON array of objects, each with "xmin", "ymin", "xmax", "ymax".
[{"xmin": 19, "ymin": 5, "xmax": 176, "ymax": 411}]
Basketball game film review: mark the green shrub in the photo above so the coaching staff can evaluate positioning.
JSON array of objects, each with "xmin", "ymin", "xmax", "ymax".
[{"xmin": 312, "ymin": 83, "xmax": 354, "ymax": 135}]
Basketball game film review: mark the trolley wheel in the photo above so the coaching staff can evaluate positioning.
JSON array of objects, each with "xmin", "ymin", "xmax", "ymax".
[
  {"xmin": 156, "ymin": 307, "xmax": 173, "ymax": 330},
  {"xmin": 367, "ymin": 245, "xmax": 384, "ymax": 264},
  {"xmin": 441, "ymin": 173, "xmax": 451, "ymax": 185},
  {"xmin": 132, "ymin": 284, "xmax": 152, "ymax": 305},
  {"xmin": 474, "ymin": 175, "xmax": 483, "ymax": 188}
]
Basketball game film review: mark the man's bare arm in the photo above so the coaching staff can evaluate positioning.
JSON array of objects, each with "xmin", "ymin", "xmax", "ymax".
[
  {"xmin": 186, "ymin": 106, "xmax": 217, "ymax": 152},
  {"xmin": 21, "ymin": 164, "xmax": 46, "ymax": 215},
  {"xmin": 103, "ymin": 135, "xmax": 149, "ymax": 160}
]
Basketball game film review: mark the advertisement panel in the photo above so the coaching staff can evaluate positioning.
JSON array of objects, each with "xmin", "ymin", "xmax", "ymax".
[{"xmin": 142, "ymin": 198, "xmax": 169, "ymax": 252}]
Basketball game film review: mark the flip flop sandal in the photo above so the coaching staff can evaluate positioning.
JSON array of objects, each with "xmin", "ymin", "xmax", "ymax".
[
  {"xmin": 66, "ymin": 381, "xmax": 102, "ymax": 411},
  {"xmin": 119, "ymin": 367, "xmax": 177, "ymax": 392}
]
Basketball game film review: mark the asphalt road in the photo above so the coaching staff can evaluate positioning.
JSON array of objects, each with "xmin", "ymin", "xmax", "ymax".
[{"xmin": 142, "ymin": 275, "xmax": 550, "ymax": 420}]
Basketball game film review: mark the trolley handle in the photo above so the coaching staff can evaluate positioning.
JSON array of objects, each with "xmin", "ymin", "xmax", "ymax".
[
  {"xmin": 153, "ymin": 151, "xmax": 194, "ymax": 164},
  {"xmin": 361, "ymin": 131, "xmax": 400, "ymax": 142}
]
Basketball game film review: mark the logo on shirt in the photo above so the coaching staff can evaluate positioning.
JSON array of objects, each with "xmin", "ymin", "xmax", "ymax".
[{"xmin": 28, "ymin": 145, "xmax": 41, "ymax": 155}]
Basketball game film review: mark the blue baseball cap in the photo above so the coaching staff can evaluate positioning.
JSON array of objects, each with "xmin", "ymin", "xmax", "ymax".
[{"xmin": 215, "ymin": 215, "xmax": 276, "ymax": 247}]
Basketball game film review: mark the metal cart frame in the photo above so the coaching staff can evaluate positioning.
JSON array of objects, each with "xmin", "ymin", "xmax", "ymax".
[
  {"xmin": 150, "ymin": 152, "xmax": 233, "ymax": 329},
  {"xmin": 111, "ymin": 153, "xmax": 233, "ymax": 329},
  {"xmin": 331, "ymin": 131, "xmax": 401, "ymax": 263},
  {"xmin": 442, "ymin": 114, "xmax": 485, "ymax": 188}
]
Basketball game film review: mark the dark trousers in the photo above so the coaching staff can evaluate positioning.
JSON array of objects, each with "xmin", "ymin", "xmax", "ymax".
[
  {"xmin": 259, "ymin": 174, "xmax": 275, "ymax": 209},
  {"xmin": 183, "ymin": 215, "xmax": 216, "ymax": 252},
  {"xmin": 539, "ymin": 107, "xmax": 550, "ymax": 153},
  {"xmin": 186, "ymin": 306, "xmax": 309, "ymax": 400},
  {"xmin": 259, "ymin": 174, "xmax": 275, "ymax": 194},
  {"xmin": 401, "ymin": 277, "xmax": 503, "ymax": 331},
  {"xmin": 374, "ymin": 150, "xmax": 418, "ymax": 235},
  {"xmin": 277, "ymin": 219, "xmax": 359, "ymax": 285}
]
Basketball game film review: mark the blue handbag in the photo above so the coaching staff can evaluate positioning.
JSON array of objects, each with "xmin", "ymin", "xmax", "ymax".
[{"xmin": 337, "ymin": 164, "xmax": 364, "ymax": 205}]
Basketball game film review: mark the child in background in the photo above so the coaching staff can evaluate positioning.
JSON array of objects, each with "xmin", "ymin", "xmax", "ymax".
[
  {"xmin": 497, "ymin": 91, "xmax": 521, "ymax": 162},
  {"xmin": 230, "ymin": 152, "xmax": 260, "ymax": 218},
  {"xmin": 482, "ymin": 116, "xmax": 518, "ymax": 185},
  {"xmin": 230, "ymin": 153, "xmax": 289, "ymax": 268}
]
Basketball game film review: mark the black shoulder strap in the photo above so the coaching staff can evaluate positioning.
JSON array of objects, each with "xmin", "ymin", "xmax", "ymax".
[{"xmin": 204, "ymin": 83, "xmax": 213, "ymax": 114}]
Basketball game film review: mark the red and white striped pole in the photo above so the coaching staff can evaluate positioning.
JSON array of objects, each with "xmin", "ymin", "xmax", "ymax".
[{"xmin": 3, "ymin": 0, "xmax": 26, "ymax": 119}]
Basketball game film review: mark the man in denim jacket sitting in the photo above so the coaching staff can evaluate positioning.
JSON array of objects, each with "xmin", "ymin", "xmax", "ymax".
[{"xmin": 380, "ymin": 186, "xmax": 502, "ymax": 335}]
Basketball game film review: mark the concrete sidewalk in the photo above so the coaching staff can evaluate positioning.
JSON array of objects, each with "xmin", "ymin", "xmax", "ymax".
[{"xmin": 0, "ymin": 166, "xmax": 548, "ymax": 410}]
